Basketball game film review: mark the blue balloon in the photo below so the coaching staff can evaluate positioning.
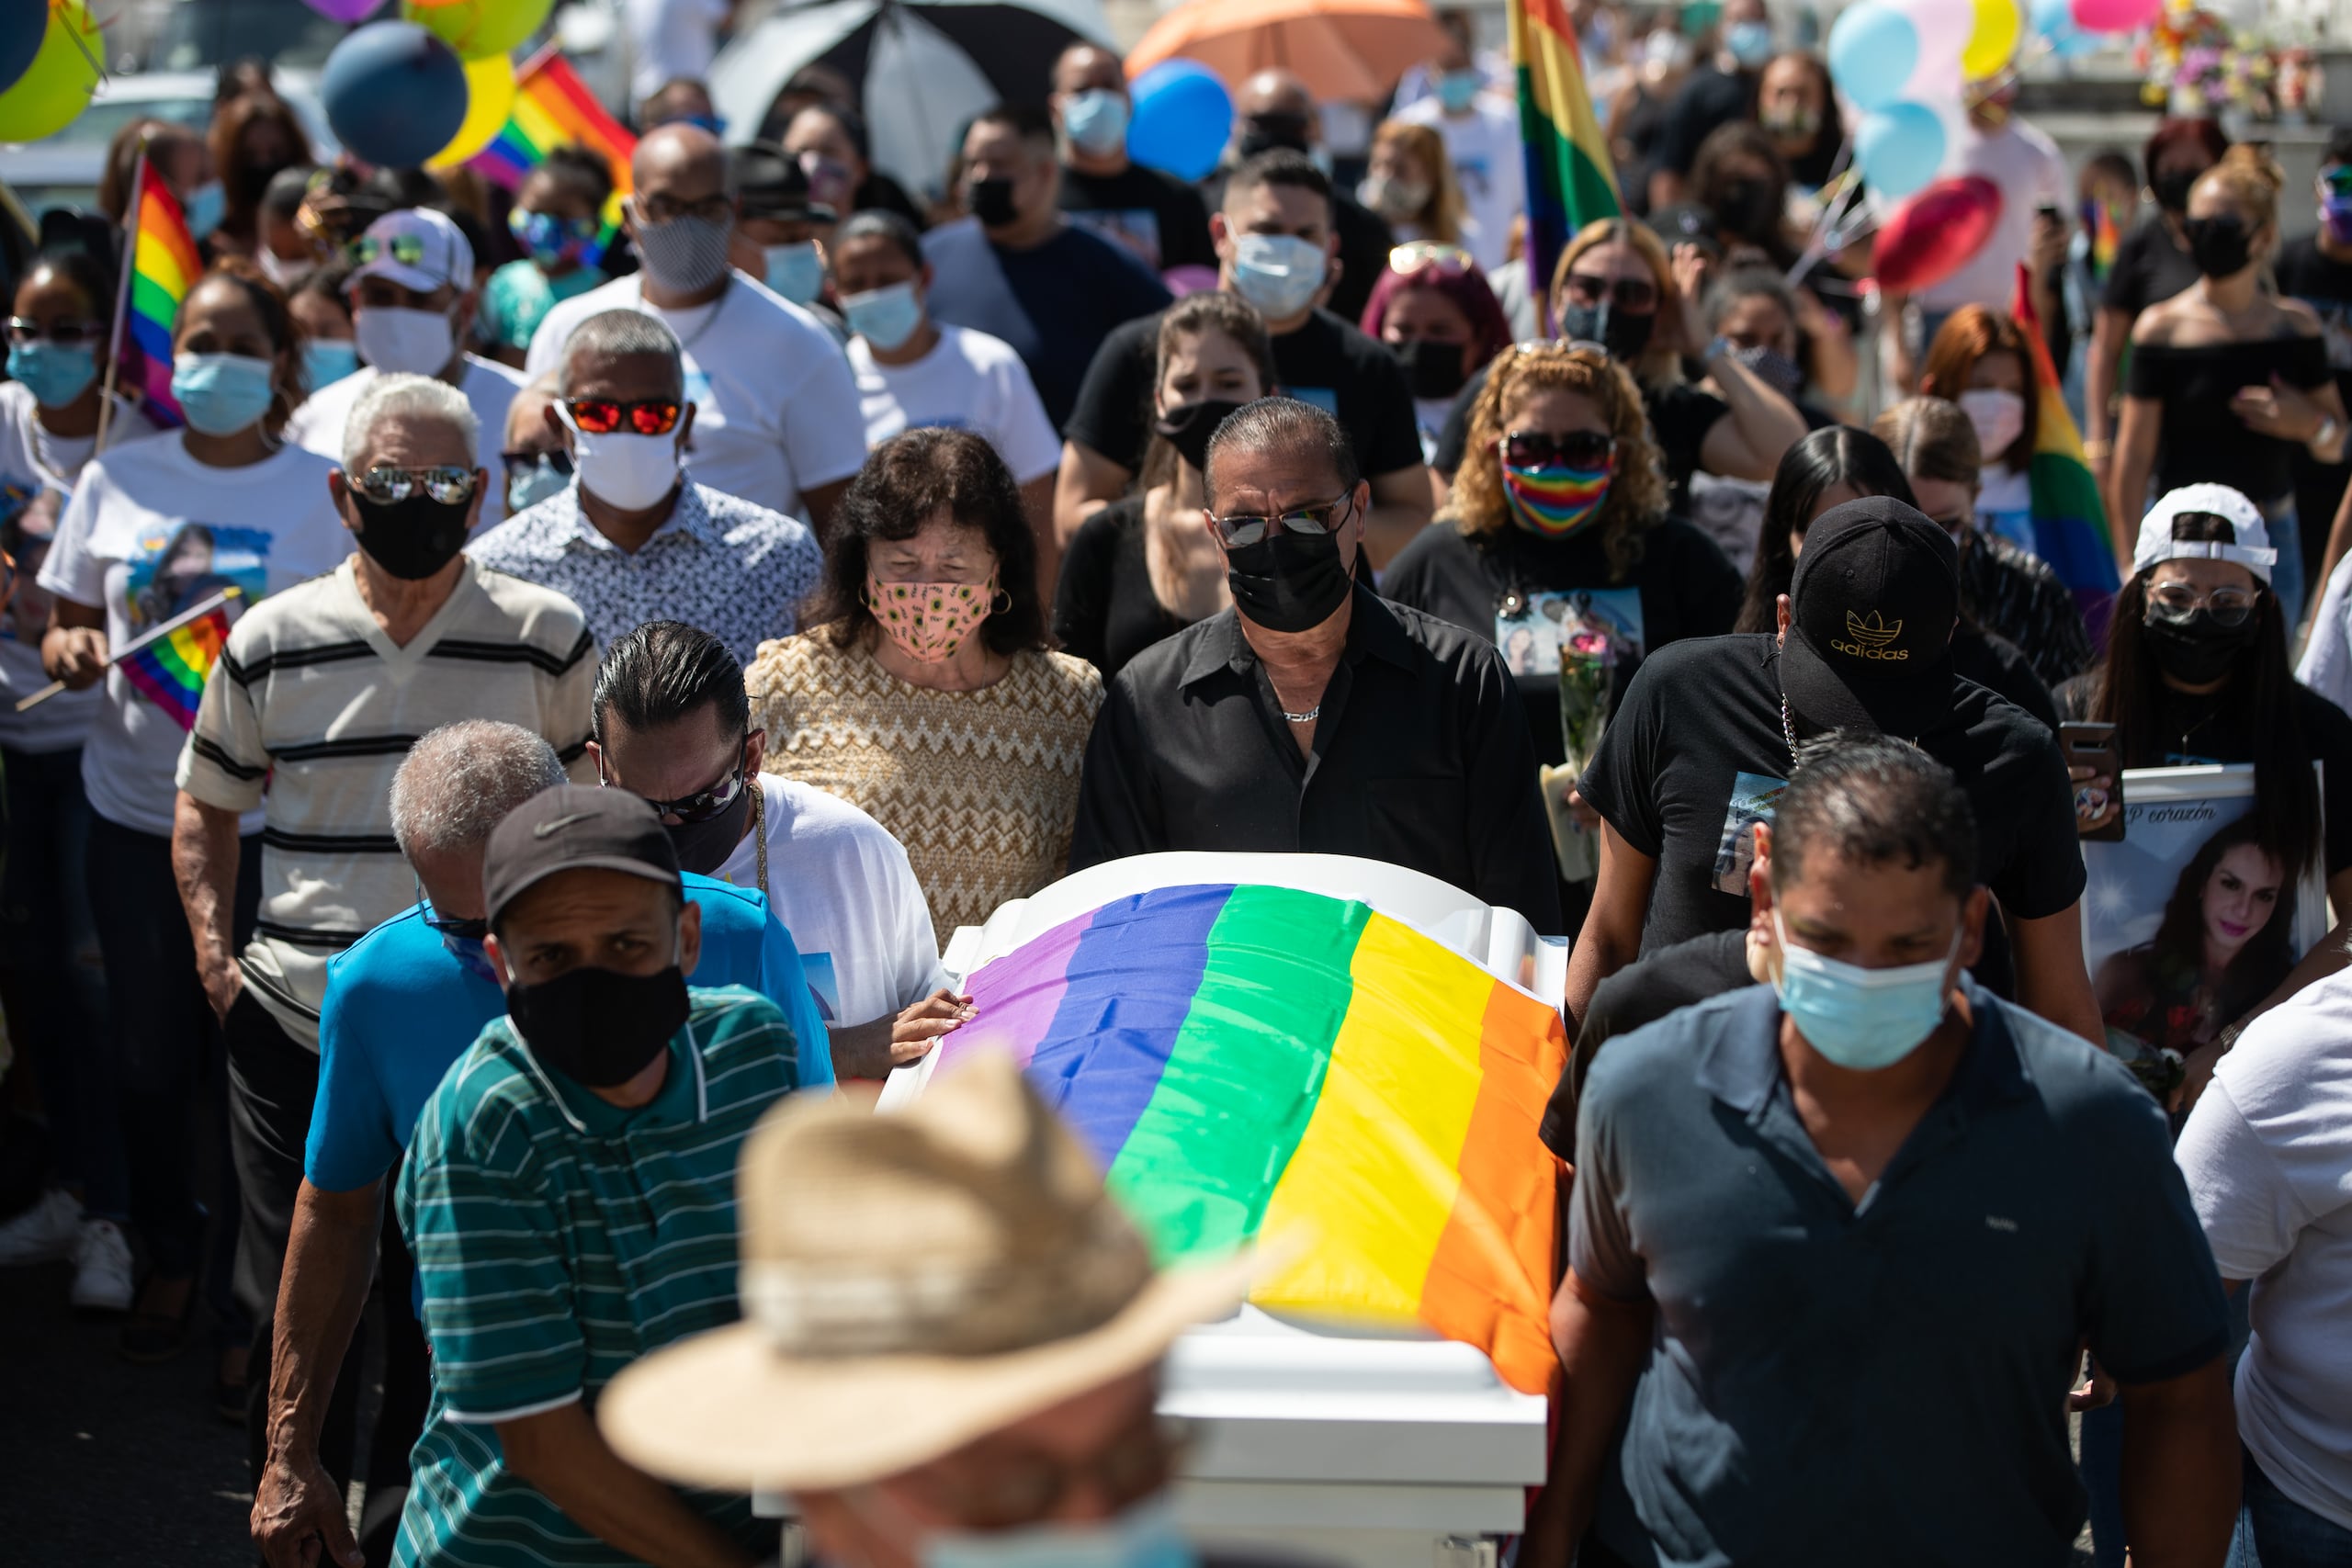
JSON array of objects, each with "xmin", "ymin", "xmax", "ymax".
[
  {"xmin": 1826, "ymin": 3, "xmax": 1918, "ymax": 115},
  {"xmin": 0, "ymin": 2, "xmax": 43, "ymax": 98},
  {"xmin": 1856, "ymin": 102, "xmax": 1946, "ymax": 198},
  {"xmin": 1128, "ymin": 59, "xmax": 1232, "ymax": 185},
  {"xmin": 2030, "ymin": 0, "xmax": 2100, "ymax": 58},
  {"xmin": 320, "ymin": 21, "xmax": 468, "ymax": 170}
]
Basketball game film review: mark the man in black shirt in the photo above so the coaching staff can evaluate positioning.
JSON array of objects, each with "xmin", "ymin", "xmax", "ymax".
[
  {"xmin": 1069, "ymin": 398, "xmax": 1559, "ymax": 934},
  {"xmin": 1054, "ymin": 151, "xmax": 1433, "ymax": 567},
  {"xmin": 1566, "ymin": 497, "xmax": 2100, "ymax": 1042},
  {"xmin": 1051, "ymin": 43, "xmax": 1216, "ymax": 275}
]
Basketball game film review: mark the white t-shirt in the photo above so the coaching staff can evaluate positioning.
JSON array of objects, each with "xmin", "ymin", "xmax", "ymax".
[
  {"xmin": 37, "ymin": 433, "xmax": 350, "ymax": 836},
  {"xmin": 524, "ymin": 272, "xmax": 868, "ymax": 521},
  {"xmin": 2298, "ymin": 547, "xmax": 2352, "ymax": 715},
  {"xmin": 2177, "ymin": 966, "xmax": 2352, "ymax": 1531},
  {"xmin": 847, "ymin": 325, "xmax": 1061, "ymax": 483},
  {"xmin": 624, "ymin": 0, "xmax": 729, "ymax": 103},
  {"xmin": 1913, "ymin": 118, "xmax": 2070, "ymax": 312},
  {"xmin": 711, "ymin": 773, "xmax": 949, "ymax": 1029},
  {"xmin": 1398, "ymin": 94, "xmax": 1526, "ymax": 275},
  {"xmin": 0, "ymin": 385, "xmax": 157, "ymax": 752},
  {"xmin": 285, "ymin": 356, "xmax": 529, "ymax": 527}
]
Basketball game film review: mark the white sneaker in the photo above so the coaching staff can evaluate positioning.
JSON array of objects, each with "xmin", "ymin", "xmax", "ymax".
[
  {"xmin": 0, "ymin": 1187, "xmax": 82, "ymax": 1267},
  {"xmin": 70, "ymin": 1217, "xmax": 134, "ymax": 1314}
]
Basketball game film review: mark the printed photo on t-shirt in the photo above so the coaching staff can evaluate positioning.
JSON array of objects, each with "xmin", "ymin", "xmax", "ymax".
[
  {"xmin": 1712, "ymin": 769, "xmax": 1788, "ymax": 896},
  {"xmin": 1068, "ymin": 208, "xmax": 1163, "ymax": 271},
  {"xmin": 127, "ymin": 522, "xmax": 271, "ymax": 629},
  {"xmin": 1285, "ymin": 386, "xmax": 1340, "ymax": 417},
  {"xmin": 1496, "ymin": 587, "xmax": 1645, "ymax": 676}
]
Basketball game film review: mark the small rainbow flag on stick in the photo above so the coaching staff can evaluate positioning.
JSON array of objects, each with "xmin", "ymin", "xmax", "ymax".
[
  {"xmin": 935, "ymin": 884, "xmax": 1568, "ymax": 1395},
  {"xmin": 126, "ymin": 154, "xmax": 201, "ymax": 427},
  {"xmin": 1510, "ymin": 0, "xmax": 1622, "ymax": 324},
  {"xmin": 15, "ymin": 586, "xmax": 241, "ymax": 724},
  {"xmin": 2010, "ymin": 263, "xmax": 2120, "ymax": 642},
  {"xmin": 467, "ymin": 47, "xmax": 636, "ymax": 263}
]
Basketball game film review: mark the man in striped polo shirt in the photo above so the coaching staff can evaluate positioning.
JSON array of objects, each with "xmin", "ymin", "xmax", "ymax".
[
  {"xmin": 171, "ymin": 372, "xmax": 595, "ymax": 1467},
  {"xmin": 396, "ymin": 785, "xmax": 824, "ymax": 1568}
]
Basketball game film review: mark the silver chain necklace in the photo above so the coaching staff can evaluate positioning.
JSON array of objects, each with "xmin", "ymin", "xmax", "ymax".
[
  {"xmin": 1781, "ymin": 694, "xmax": 1798, "ymax": 759},
  {"xmin": 1280, "ymin": 703, "xmax": 1321, "ymax": 723}
]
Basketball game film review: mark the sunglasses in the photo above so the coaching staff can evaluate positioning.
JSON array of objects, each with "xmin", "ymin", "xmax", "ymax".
[
  {"xmin": 347, "ymin": 232, "xmax": 428, "ymax": 268},
  {"xmin": 501, "ymin": 446, "xmax": 575, "ymax": 483},
  {"xmin": 1503, "ymin": 429, "xmax": 1616, "ymax": 469},
  {"xmin": 1204, "ymin": 492, "xmax": 1353, "ymax": 547},
  {"xmin": 1388, "ymin": 241, "xmax": 1476, "ymax": 277},
  {"xmin": 610, "ymin": 752, "xmax": 751, "ymax": 824},
  {"xmin": 1561, "ymin": 272, "xmax": 1659, "ymax": 313},
  {"xmin": 351, "ymin": 465, "xmax": 477, "ymax": 505},
  {"xmin": 2147, "ymin": 581, "xmax": 2259, "ymax": 628},
  {"xmin": 415, "ymin": 883, "xmax": 489, "ymax": 942},
  {"xmin": 632, "ymin": 191, "xmax": 733, "ymax": 226},
  {"xmin": 566, "ymin": 397, "xmax": 684, "ymax": 437},
  {"xmin": 5, "ymin": 317, "xmax": 105, "ymax": 347},
  {"xmin": 509, "ymin": 208, "xmax": 599, "ymax": 243}
]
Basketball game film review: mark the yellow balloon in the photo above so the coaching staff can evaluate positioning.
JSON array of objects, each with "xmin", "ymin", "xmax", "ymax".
[
  {"xmin": 0, "ymin": 0, "xmax": 103, "ymax": 145},
  {"xmin": 1962, "ymin": 0, "xmax": 2023, "ymax": 81},
  {"xmin": 427, "ymin": 53, "xmax": 516, "ymax": 168},
  {"xmin": 402, "ymin": 0, "xmax": 552, "ymax": 62}
]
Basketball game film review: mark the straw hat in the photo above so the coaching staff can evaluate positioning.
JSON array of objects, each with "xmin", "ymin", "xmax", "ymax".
[{"xmin": 599, "ymin": 1051, "xmax": 1254, "ymax": 1494}]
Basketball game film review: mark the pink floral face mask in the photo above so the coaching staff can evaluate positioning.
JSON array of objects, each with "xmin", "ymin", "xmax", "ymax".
[{"xmin": 865, "ymin": 571, "xmax": 998, "ymax": 662}]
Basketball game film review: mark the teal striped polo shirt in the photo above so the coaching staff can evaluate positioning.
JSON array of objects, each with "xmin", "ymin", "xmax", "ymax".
[{"xmin": 393, "ymin": 987, "xmax": 814, "ymax": 1567}]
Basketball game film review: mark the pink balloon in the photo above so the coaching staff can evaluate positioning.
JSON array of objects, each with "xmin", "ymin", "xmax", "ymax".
[
  {"xmin": 2071, "ymin": 0, "xmax": 2159, "ymax": 31},
  {"xmin": 1885, "ymin": 0, "xmax": 1971, "ymax": 63},
  {"xmin": 304, "ymin": 0, "xmax": 385, "ymax": 19}
]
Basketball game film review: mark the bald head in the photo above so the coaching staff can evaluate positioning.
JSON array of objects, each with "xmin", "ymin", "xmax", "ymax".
[
  {"xmin": 633, "ymin": 123, "xmax": 733, "ymax": 204},
  {"xmin": 1236, "ymin": 70, "xmax": 1313, "ymax": 120},
  {"xmin": 1052, "ymin": 44, "xmax": 1125, "ymax": 97}
]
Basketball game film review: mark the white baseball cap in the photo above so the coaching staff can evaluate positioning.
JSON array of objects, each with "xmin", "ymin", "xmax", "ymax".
[
  {"xmin": 2133, "ymin": 484, "xmax": 2278, "ymax": 583},
  {"xmin": 345, "ymin": 207, "xmax": 474, "ymax": 296}
]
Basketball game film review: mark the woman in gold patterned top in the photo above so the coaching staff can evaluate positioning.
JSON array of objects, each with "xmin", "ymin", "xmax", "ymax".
[{"xmin": 745, "ymin": 428, "xmax": 1104, "ymax": 933}]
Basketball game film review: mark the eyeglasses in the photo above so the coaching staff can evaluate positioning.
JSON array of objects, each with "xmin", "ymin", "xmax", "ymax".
[
  {"xmin": 1204, "ymin": 492, "xmax": 1353, "ymax": 547},
  {"xmin": 347, "ymin": 232, "xmax": 428, "ymax": 268},
  {"xmin": 566, "ymin": 397, "xmax": 684, "ymax": 437},
  {"xmin": 909, "ymin": 1416, "xmax": 1191, "ymax": 1531},
  {"xmin": 501, "ymin": 447, "xmax": 575, "ymax": 483},
  {"xmin": 1502, "ymin": 429, "xmax": 1616, "ymax": 469},
  {"xmin": 351, "ymin": 465, "xmax": 477, "ymax": 505},
  {"xmin": 2147, "ymin": 581, "xmax": 2259, "ymax": 627},
  {"xmin": 1561, "ymin": 272, "xmax": 1659, "ymax": 313},
  {"xmin": 5, "ymin": 317, "xmax": 105, "ymax": 347},
  {"xmin": 1388, "ymin": 241, "xmax": 1476, "ymax": 276},
  {"xmin": 609, "ymin": 751, "xmax": 750, "ymax": 824},
  {"xmin": 415, "ymin": 883, "xmax": 489, "ymax": 942},
  {"xmin": 632, "ymin": 191, "xmax": 733, "ymax": 225}
]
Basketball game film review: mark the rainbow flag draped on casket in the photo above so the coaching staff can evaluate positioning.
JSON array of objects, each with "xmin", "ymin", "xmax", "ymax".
[{"xmin": 934, "ymin": 884, "xmax": 1567, "ymax": 1394}]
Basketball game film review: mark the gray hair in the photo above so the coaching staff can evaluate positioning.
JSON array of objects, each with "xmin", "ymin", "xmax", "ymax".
[
  {"xmin": 342, "ymin": 372, "xmax": 481, "ymax": 471},
  {"xmin": 390, "ymin": 720, "xmax": 569, "ymax": 861},
  {"xmin": 559, "ymin": 309, "xmax": 684, "ymax": 399},
  {"xmin": 1203, "ymin": 396, "xmax": 1358, "ymax": 509}
]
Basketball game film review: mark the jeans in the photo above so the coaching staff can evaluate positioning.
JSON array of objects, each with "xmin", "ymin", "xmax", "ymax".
[
  {"xmin": 2231, "ymin": 1447, "xmax": 2352, "ymax": 1567},
  {"xmin": 0, "ymin": 745, "xmax": 119, "ymax": 1218}
]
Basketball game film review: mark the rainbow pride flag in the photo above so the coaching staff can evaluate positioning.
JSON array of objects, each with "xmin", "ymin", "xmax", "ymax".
[
  {"xmin": 2010, "ymin": 263, "xmax": 2120, "ymax": 641},
  {"xmin": 936, "ymin": 884, "xmax": 1568, "ymax": 1394},
  {"xmin": 127, "ymin": 158, "xmax": 202, "ymax": 427},
  {"xmin": 1510, "ymin": 0, "xmax": 1621, "ymax": 324},
  {"xmin": 467, "ymin": 48, "xmax": 636, "ymax": 264},
  {"xmin": 119, "ymin": 592, "xmax": 233, "ymax": 730}
]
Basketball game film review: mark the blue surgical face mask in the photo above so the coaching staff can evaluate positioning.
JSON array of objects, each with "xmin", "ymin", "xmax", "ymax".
[
  {"xmin": 183, "ymin": 180, "xmax": 226, "ymax": 242},
  {"xmin": 171, "ymin": 352, "xmax": 278, "ymax": 436},
  {"xmin": 763, "ymin": 241, "xmax": 827, "ymax": 306},
  {"xmin": 1435, "ymin": 68, "xmax": 1484, "ymax": 114},
  {"xmin": 1770, "ymin": 909, "xmax": 1960, "ymax": 1070},
  {"xmin": 7, "ymin": 340, "xmax": 96, "ymax": 409},
  {"xmin": 843, "ymin": 278, "xmax": 926, "ymax": 353},
  {"xmin": 1229, "ymin": 231, "xmax": 1327, "ymax": 321},
  {"xmin": 1063, "ymin": 88, "xmax": 1132, "ymax": 157},
  {"xmin": 443, "ymin": 931, "xmax": 500, "ymax": 984},
  {"xmin": 919, "ymin": 1497, "xmax": 1196, "ymax": 1568},
  {"xmin": 1725, "ymin": 18, "xmax": 1774, "ymax": 68},
  {"xmin": 507, "ymin": 451, "xmax": 572, "ymax": 513},
  {"xmin": 302, "ymin": 338, "xmax": 360, "ymax": 393}
]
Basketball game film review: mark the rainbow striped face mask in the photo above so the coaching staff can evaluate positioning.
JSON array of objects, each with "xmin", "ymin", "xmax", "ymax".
[{"xmin": 1501, "ymin": 457, "xmax": 1614, "ymax": 537}]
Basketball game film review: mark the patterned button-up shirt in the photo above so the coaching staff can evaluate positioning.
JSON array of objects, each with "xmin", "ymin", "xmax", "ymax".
[{"xmin": 465, "ymin": 479, "xmax": 822, "ymax": 664}]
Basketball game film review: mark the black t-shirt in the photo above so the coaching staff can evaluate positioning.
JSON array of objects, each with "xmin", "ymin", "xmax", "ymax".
[
  {"xmin": 1433, "ymin": 363, "xmax": 1728, "ymax": 509},
  {"xmin": 1655, "ymin": 67, "xmax": 1755, "ymax": 180},
  {"xmin": 2056, "ymin": 673, "xmax": 2352, "ymax": 878},
  {"xmin": 1059, "ymin": 162, "xmax": 1216, "ymax": 272},
  {"xmin": 2126, "ymin": 335, "xmax": 2333, "ymax": 504},
  {"xmin": 2100, "ymin": 213, "xmax": 2200, "ymax": 320},
  {"xmin": 1329, "ymin": 189, "xmax": 1395, "ymax": 327},
  {"xmin": 1578, "ymin": 634, "xmax": 2086, "ymax": 956},
  {"xmin": 1538, "ymin": 928, "xmax": 1753, "ymax": 1161},
  {"xmin": 1064, "ymin": 306, "xmax": 1424, "ymax": 480},
  {"xmin": 2275, "ymin": 234, "xmax": 2352, "ymax": 552},
  {"xmin": 1051, "ymin": 497, "xmax": 1196, "ymax": 680},
  {"xmin": 1379, "ymin": 514, "xmax": 1743, "ymax": 767},
  {"xmin": 1956, "ymin": 626, "xmax": 2059, "ymax": 731}
]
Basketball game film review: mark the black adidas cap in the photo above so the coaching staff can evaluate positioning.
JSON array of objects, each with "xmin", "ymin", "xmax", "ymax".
[
  {"xmin": 1781, "ymin": 495, "xmax": 1959, "ymax": 739},
  {"xmin": 482, "ymin": 784, "xmax": 682, "ymax": 930}
]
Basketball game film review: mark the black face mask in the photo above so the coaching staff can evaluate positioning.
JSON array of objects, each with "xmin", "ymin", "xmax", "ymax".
[
  {"xmin": 1558, "ymin": 299, "xmax": 1656, "ymax": 363},
  {"xmin": 2143, "ymin": 605, "xmax": 2260, "ymax": 687},
  {"xmin": 1236, "ymin": 112, "xmax": 1313, "ymax": 158},
  {"xmin": 1713, "ymin": 176, "xmax": 1780, "ymax": 240},
  {"xmin": 506, "ymin": 959, "xmax": 691, "ymax": 1089},
  {"xmin": 662, "ymin": 772, "xmax": 753, "ymax": 876},
  {"xmin": 2183, "ymin": 214, "xmax": 2254, "ymax": 277},
  {"xmin": 1154, "ymin": 398, "xmax": 1249, "ymax": 474},
  {"xmin": 967, "ymin": 176, "xmax": 1020, "ymax": 228},
  {"xmin": 2152, "ymin": 165, "xmax": 2202, "ymax": 214},
  {"xmin": 1390, "ymin": 337, "xmax": 1469, "ymax": 400},
  {"xmin": 1225, "ymin": 522, "xmax": 1355, "ymax": 633},
  {"xmin": 349, "ymin": 491, "xmax": 470, "ymax": 581},
  {"xmin": 233, "ymin": 160, "xmax": 285, "ymax": 208}
]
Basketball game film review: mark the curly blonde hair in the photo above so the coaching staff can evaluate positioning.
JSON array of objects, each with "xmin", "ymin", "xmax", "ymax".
[{"xmin": 1447, "ymin": 342, "xmax": 1668, "ymax": 582}]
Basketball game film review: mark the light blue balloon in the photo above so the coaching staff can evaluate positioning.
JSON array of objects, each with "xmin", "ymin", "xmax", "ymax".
[
  {"xmin": 1826, "ymin": 3, "xmax": 1918, "ymax": 114},
  {"xmin": 1127, "ymin": 59, "xmax": 1233, "ymax": 185},
  {"xmin": 1857, "ymin": 102, "xmax": 1946, "ymax": 198},
  {"xmin": 2030, "ymin": 0, "xmax": 2100, "ymax": 58}
]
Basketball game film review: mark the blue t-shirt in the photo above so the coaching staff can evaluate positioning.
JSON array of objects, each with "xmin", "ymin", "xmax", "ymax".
[{"xmin": 304, "ymin": 872, "xmax": 832, "ymax": 1194}]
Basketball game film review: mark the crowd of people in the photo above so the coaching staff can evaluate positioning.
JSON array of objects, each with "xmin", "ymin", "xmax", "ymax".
[{"xmin": 0, "ymin": 5, "xmax": 2348, "ymax": 1565}]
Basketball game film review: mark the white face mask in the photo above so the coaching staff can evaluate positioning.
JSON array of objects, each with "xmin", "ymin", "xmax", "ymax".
[
  {"xmin": 355, "ymin": 304, "xmax": 457, "ymax": 378},
  {"xmin": 1957, "ymin": 387, "xmax": 2026, "ymax": 462},
  {"xmin": 559, "ymin": 401, "xmax": 682, "ymax": 512}
]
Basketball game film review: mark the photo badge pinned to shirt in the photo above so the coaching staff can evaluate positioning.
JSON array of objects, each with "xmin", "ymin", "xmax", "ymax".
[
  {"xmin": 1712, "ymin": 769, "xmax": 1789, "ymax": 896},
  {"xmin": 126, "ymin": 522, "xmax": 270, "ymax": 630},
  {"xmin": 1495, "ymin": 587, "xmax": 1644, "ymax": 678}
]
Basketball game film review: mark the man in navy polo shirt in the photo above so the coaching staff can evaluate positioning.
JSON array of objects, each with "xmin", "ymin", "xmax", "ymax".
[{"xmin": 1547, "ymin": 734, "xmax": 2237, "ymax": 1568}]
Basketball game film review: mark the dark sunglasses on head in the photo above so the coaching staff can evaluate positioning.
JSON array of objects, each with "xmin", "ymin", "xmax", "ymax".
[
  {"xmin": 606, "ymin": 753, "xmax": 750, "ymax": 824},
  {"xmin": 501, "ymin": 447, "xmax": 575, "ymax": 483},
  {"xmin": 5, "ymin": 317, "xmax": 105, "ymax": 347},
  {"xmin": 1561, "ymin": 272, "xmax": 1659, "ymax": 313},
  {"xmin": 567, "ymin": 397, "xmax": 684, "ymax": 437},
  {"xmin": 1204, "ymin": 492, "xmax": 1352, "ymax": 547},
  {"xmin": 1502, "ymin": 429, "xmax": 1616, "ymax": 469},
  {"xmin": 351, "ymin": 465, "xmax": 477, "ymax": 505}
]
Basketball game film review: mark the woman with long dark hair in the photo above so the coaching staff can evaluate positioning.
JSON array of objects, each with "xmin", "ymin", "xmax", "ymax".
[{"xmin": 2097, "ymin": 815, "xmax": 2295, "ymax": 1054}]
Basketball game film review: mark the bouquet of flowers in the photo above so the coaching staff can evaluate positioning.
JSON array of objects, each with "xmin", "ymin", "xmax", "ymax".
[{"xmin": 1540, "ymin": 624, "xmax": 1615, "ymax": 882}]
